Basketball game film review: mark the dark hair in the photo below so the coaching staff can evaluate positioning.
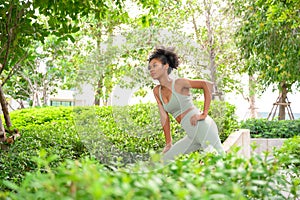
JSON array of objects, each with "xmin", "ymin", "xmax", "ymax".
[{"xmin": 148, "ymin": 46, "xmax": 179, "ymax": 74}]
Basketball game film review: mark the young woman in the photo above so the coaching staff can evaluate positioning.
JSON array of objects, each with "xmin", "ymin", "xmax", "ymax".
[{"xmin": 148, "ymin": 47, "xmax": 224, "ymax": 163}]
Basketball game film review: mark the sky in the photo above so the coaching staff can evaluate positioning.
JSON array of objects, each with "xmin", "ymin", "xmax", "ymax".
[{"xmin": 226, "ymin": 87, "xmax": 300, "ymax": 121}]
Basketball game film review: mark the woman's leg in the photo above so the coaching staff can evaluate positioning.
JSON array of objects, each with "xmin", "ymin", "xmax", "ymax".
[
  {"xmin": 181, "ymin": 110, "xmax": 224, "ymax": 155},
  {"xmin": 162, "ymin": 135, "xmax": 200, "ymax": 163},
  {"xmin": 195, "ymin": 116, "xmax": 224, "ymax": 155},
  {"xmin": 162, "ymin": 111, "xmax": 224, "ymax": 163}
]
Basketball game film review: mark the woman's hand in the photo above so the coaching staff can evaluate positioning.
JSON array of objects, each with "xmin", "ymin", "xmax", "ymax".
[
  {"xmin": 190, "ymin": 113, "xmax": 207, "ymax": 126},
  {"xmin": 162, "ymin": 143, "xmax": 172, "ymax": 153}
]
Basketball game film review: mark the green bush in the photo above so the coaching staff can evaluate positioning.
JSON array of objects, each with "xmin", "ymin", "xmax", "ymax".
[
  {"xmin": 275, "ymin": 136, "xmax": 300, "ymax": 167},
  {"xmin": 1, "ymin": 150, "xmax": 298, "ymax": 200},
  {"xmin": 201, "ymin": 101, "xmax": 239, "ymax": 141},
  {"xmin": 0, "ymin": 107, "xmax": 88, "ymax": 191},
  {"xmin": 7, "ymin": 106, "xmax": 74, "ymax": 130},
  {"xmin": 240, "ymin": 118, "xmax": 300, "ymax": 138},
  {"xmin": 0, "ymin": 101, "xmax": 238, "ymax": 190},
  {"xmin": 1, "ymin": 103, "xmax": 299, "ymax": 199}
]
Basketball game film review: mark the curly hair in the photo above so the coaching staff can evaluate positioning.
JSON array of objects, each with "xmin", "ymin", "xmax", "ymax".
[{"xmin": 148, "ymin": 46, "xmax": 179, "ymax": 74}]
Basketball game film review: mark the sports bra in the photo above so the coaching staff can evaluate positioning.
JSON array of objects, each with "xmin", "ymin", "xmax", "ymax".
[{"xmin": 159, "ymin": 79, "xmax": 194, "ymax": 118}]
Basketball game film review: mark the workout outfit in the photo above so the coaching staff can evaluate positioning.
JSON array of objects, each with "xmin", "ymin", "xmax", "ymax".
[{"xmin": 158, "ymin": 79, "xmax": 224, "ymax": 162}]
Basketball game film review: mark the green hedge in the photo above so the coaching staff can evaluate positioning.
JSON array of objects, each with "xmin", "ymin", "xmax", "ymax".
[
  {"xmin": 275, "ymin": 136, "xmax": 300, "ymax": 167},
  {"xmin": 0, "ymin": 103, "xmax": 299, "ymax": 199},
  {"xmin": 0, "ymin": 101, "xmax": 238, "ymax": 190},
  {"xmin": 240, "ymin": 118, "xmax": 300, "ymax": 138},
  {"xmin": 0, "ymin": 107, "xmax": 87, "ymax": 191},
  {"xmin": 1, "ymin": 149, "xmax": 299, "ymax": 200}
]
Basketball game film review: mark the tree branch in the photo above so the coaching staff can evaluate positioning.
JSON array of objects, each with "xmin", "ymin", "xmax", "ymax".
[
  {"xmin": 18, "ymin": 69, "xmax": 35, "ymax": 92},
  {"xmin": 1, "ymin": 51, "xmax": 28, "ymax": 86},
  {"xmin": 1, "ymin": 4, "xmax": 25, "ymax": 75},
  {"xmin": 1, "ymin": 4, "xmax": 14, "ymax": 74}
]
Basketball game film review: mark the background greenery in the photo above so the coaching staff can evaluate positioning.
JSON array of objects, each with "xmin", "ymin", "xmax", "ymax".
[
  {"xmin": 1, "ymin": 143, "xmax": 299, "ymax": 199},
  {"xmin": 1, "ymin": 0, "xmax": 299, "ymax": 130},
  {"xmin": 240, "ymin": 118, "xmax": 300, "ymax": 138},
  {"xmin": 0, "ymin": 101, "xmax": 238, "ymax": 190},
  {"xmin": 1, "ymin": 0, "xmax": 299, "ymax": 198},
  {"xmin": 1, "ymin": 103, "xmax": 299, "ymax": 199}
]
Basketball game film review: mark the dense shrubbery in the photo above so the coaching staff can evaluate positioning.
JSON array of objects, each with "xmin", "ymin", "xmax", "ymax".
[
  {"xmin": 0, "ymin": 102, "xmax": 299, "ymax": 199},
  {"xmin": 0, "ymin": 107, "xmax": 87, "ymax": 191},
  {"xmin": 0, "ymin": 101, "xmax": 238, "ymax": 190},
  {"xmin": 1, "ymin": 148, "xmax": 299, "ymax": 199},
  {"xmin": 275, "ymin": 136, "xmax": 300, "ymax": 167},
  {"xmin": 240, "ymin": 118, "xmax": 300, "ymax": 138}
]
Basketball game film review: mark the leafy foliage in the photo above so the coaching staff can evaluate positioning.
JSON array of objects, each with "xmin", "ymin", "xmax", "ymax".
[
  {"xmin": 240, "ymin": 118, "xmax": 300, "ymax": 138},
  {"xmin": 275, "ymin": 136, "xmax": 300, "ymax": 167},
  {"xmin": 229, "ymin": 0, "xmax": 300, "ymax": 92},
  {"xmin": 1, "ymin": 149, "xmax": 299, "ymax": 199},
  {"xmin": 0, "ymin": 107, "xmax": 87, "ymax": 190},
  {"xmin": 0, "ymin": 101, "xmax": 237, "ymax": 190},
  {"xmin": 1, "ymin": 104, "xmax": 299, "ymax": 199},
  {"xmin": 0, "ymin": 0, "xmax": 162, "ymax": 127}
]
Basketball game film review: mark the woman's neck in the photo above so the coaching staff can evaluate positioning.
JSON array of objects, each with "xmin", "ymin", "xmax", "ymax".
[{"xmin": 159, "ymin": 76, "xmax": 172, "ymax": 87}]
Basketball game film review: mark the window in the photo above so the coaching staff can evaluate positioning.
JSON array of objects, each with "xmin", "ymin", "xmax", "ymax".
[{"xmin": 50, "ymin": 100, "xmax": 74, "ymax": 106}]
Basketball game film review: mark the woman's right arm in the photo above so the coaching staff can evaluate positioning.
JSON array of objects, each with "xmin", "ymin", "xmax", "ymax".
[{"xmin": 153, "ymin": 86, "xmax": 172, "ymax": 153}]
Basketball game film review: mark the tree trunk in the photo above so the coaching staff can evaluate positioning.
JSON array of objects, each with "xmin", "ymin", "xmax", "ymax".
[
  {"xmin": 42, "ymin": 82, "xmax": 48, "ymax": 106},
  {"xmin": 248, "ymin": 75, "xmax": 257, "ymax": 118},
  {"xmin": 206, "ymin": 0, "xmax": 216, "ymax": 100},
  {"xmin": 94, "ymin": 79, "xmax": 102, "ymax": 106},
  {"xmin": 203, "ymin": 0, "xmax": 223, "ymax": 101},
  {"xmin": 0, "ymin": 118, "xmax": 6, "ymax": 142},
  {"xmin": 210, "ymin": 52, "xmax": 219, "ymax": 100},
  {"xmin": 18, "ymin": 100, "xmax": 25, "ymax": 109},
  {"xmin": 278, "ymin": 82, "xmax": 287, "ymax": 120},
  {"xmin": 32, "ymin": 92, "xmax": 41, "ymax": 107},
  {"xmin": 0, "ymin": 85, "xmax": 12, "ymax": 128}
]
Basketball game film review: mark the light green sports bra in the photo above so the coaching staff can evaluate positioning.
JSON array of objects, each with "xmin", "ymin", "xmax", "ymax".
[{"xmin": 159, "ymin": 79, "xmax": 194, "ymax": 118}]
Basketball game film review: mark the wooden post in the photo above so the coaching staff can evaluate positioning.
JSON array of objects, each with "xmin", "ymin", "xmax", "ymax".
[{"xmin": 267, "ymin": 95, "xmax": 295, "ymax": 120}]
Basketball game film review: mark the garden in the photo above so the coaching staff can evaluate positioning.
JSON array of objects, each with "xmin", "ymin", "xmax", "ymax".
[
  {"xmin": 0, "ymin": 102, "xmax": 299, "ymax": 199},
  {"xmin": 1, "ymin": 0, "xmax": 300, "ymax": 199}
]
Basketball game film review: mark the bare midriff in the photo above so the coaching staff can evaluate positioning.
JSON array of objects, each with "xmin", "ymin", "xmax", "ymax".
[{"xmin": 175, "ymin": 107, "xmax": 195, "ymax": 124}]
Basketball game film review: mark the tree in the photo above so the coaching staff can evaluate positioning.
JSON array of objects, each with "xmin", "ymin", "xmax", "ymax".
[
  {"xmin": 71, "ymin": 0, "xmax": 165, "ymax": 106},
  {"xmin": 107, "ymin": 0, "xmax": 209, "ymax": 95},
  {"xmin": 92, "ymin": 0, "xmax": 243, "ymax": 104},
  {"xmin": 230, "ymin": 0, "xmax": 300, "ymax": 120},
  {"xmin": 76, "ymin": 7, "xmax": 130, "ymax": 106},
  {"xmin": 4, "ymin": 35, "xmax": 85, "ymax": 107},
  {"xmin": 0, "ymin": 0, "xmax": 146, "ymax": 139},
  {"xmin": 183, "ymin": 0, "xmax": 242, "ymax": 101}
]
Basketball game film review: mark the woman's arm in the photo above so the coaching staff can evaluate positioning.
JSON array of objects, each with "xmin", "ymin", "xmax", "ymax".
[
  {"xmin": 189, "ymin": 79, "xmax": 213, "ymax": 116},
  {"xmin": 153, "ymin": 86, "xmax": 172, "ymax": 152},
  {"xmin": 180, "ymin": 78, "xmax": 213, "ymax": 124}
]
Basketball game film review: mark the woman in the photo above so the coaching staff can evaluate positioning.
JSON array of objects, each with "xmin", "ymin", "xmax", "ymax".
[{"xmin": 148, "ymin": 47, "xmax": 224, "ymax": 163}]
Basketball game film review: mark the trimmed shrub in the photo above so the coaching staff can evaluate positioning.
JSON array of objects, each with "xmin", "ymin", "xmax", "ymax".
[
  {"xmin": 1, "ymin": 150, "xmax": 298, "ymax": 199},
  {"xmin": 275, "ymin": 136, "xmax": 300, "ymax": 167},
  {"xmin": 240, "ymin": 118, "xmax": 300, "ymax": 138},
  {"xmin": 0, "ymin": 101, "xmax": 238, "ymax": 190},
  {"xmin": 1, "ymin": 103, "xmax": 299, "ymax": 199},
  {"xmin": 0, "ymin": 107, "xmax": 87, "ymax": 191}
]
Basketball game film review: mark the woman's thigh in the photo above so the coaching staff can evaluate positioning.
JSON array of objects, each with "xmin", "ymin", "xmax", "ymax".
[{"xmin": 163, "ymin": 135, "xmax": 200, "ymax": 162}]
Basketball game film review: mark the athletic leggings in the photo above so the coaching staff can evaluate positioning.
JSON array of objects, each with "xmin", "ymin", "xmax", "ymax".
[{"xmin": 163, "ymin": 108, "xmax": 225, "ymax": 163}]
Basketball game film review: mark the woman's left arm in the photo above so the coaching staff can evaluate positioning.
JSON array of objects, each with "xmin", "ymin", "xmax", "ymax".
[{"xmin": 188, "ymin": 79, "xmax": 213, "ymax": 119}]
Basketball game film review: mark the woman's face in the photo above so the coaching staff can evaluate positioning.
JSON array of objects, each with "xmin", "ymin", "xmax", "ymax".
[{"xmin": 148, "ymin": 58, "xmax": 167, "ymax": 80}]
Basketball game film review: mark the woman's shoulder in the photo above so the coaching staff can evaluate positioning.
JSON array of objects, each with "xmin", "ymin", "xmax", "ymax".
[
  {"xmin": 153, "ymin": 85, "xmax": 160, "ymax": 94},
  {"xmin": 174, "ymin": 77, "xmax": 191, "ymax": 85},
  {"xmin": 176, "ymin": 77, "xmax": 211, "ymax": 84}
]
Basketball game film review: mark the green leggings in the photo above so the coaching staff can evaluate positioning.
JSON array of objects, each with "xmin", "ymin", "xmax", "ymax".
[{"xmin": 163, "ymin": 109, "xmax": 224, "ymax": 163}]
